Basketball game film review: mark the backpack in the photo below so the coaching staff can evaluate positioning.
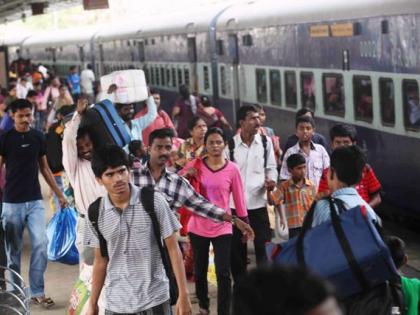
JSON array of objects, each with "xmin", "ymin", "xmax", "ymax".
[
  {"xmin": 87, "ymin": 186, "xmax": 178, "ymax": 305},
  {"xmin": 228, "ymin": 134, "xmax": 268, "ymax": 168},
  {"xmin": 46, "ymin": 122, "xmax": 64, "ymax": 173}
]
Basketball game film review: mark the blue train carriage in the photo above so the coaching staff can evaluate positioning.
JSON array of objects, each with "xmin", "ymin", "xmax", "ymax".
[
  {"xmin": 215, "ymin": 0, "xmax": 420, "ymax": 218},
  {"xmin": 20, "ymin": 27, "xmax": 98, "ymax": 77}
]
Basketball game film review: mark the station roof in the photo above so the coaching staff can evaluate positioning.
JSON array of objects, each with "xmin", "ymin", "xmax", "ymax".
[{"xmin": 0, "ymin": 0, "xmax": 81, "ymax": 24}]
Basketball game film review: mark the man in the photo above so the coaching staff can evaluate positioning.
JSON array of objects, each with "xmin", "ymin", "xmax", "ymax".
[
  {"xmin": 0, "ymin": 99, "xmax": 67, "ymax": 308},
  {"xmin": 67, "ymin": 65, "xmax": 81, "ymax": 100},
  {"xmin": 225, "ymin": 105, "xmax": 277, "ymax": 280},
  {"xmin": 132, "ymin": 128, "xmax": 254, "ymax": 238},
  {"xmin": 84, "ymin": 145, "xmax": 192, "ymax": 315},
  {"xmin": 311, "ymin": 145, "xmax": 380, "ymax": 227},
  {"xmin": 80, "ymin": 64, "xmax": 96, "ymax": 104},
  {"xmin": 16, "ymin": 76, "xmax": 32, "ymax": 99},
  {"xmin": 62, "ymin": 96, "xmax": 106, "ymax": 263},
  {"xmin": 317, "ymin": 124, "xmax": 382, "ymax": 208}
]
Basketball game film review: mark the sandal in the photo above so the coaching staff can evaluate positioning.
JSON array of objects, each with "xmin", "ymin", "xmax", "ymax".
[
  {"xmin": 197, "ymin": 308, "xmax": 210, "ymax": 315},
  {"xmin": 31, "ymin": 296, "xmax": 55, "ymax": 309}
]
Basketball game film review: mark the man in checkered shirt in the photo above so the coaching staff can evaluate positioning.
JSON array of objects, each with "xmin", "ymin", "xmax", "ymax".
[{"xmin": 132, "ymin": 128, "xmax": 255, "ymax": 238}]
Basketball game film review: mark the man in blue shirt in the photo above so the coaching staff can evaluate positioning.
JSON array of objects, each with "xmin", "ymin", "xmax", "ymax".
[
  {"xmin": 67, "ymin": 65, "xmax": 81, "ymax": 100},
  {"xmin": 312, "ymin": 145, "xmax": 381, "ymax": 227}
]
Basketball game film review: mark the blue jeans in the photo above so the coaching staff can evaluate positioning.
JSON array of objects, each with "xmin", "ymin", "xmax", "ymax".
[{"xmin": 1, "ymin": 200, "xmax": 48, "ymax": 297}]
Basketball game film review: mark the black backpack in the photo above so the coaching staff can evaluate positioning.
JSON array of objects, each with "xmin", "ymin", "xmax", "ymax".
[
  {"xmin": 46, "ymin": 122, "xmax": 64, "ymax": 173},
  {"xmin": 228, "ymin": 134, "xmax": 268, "ymax": 168}
]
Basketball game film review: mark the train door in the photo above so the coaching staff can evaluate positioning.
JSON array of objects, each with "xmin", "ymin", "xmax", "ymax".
[
  {"xmin": 187, "ymin": 37, "xmax": 198, "ymax": 93},
  {"xmin": 228, "ymin": 33, "xmax": 240, "ymax": 122},
  {"xmin": 79, "ymin": 46, "xmax": 85, "ymax": 70},
  {"xmin": 0, "ymin": 46, "xmax": 8, "ymax": 88}
]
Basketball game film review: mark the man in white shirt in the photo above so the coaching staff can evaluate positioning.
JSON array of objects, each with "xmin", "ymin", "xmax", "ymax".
[
  {"xmin": 225, "ymin": 105, "xmax": 278, "ymax": 283},
  {"xmin": 80, "ymin": 64, "xmax": 96, "ymax": 104},
  {"xmin": 16, "ymin": 76, "xmax": 32, "ymax": 99}
]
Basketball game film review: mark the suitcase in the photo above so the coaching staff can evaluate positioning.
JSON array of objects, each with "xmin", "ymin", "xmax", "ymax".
[
  {"xmin": 100, "ymin": 70, "xmax": 148, "ymax": 104},
  {"xmin": 80, "ymin": 99, "xmax": 131, "ymax": 149},
  {"xmin": 275, "ymin": 198, "xmax": 400, "ymax": 298}
]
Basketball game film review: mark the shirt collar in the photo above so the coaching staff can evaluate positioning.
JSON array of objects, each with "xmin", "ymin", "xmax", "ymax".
[
  {"xmin": 291, "ymin": 141, "xmax": 316, "ymax": 152},
  {"xmin": 236, "ymin": 133, "xmax": 261, "ymax": 147},
  {"xmin": 331, "ymin": 187, "xmax": 358, "ymax": 197},
  {"xmin": 103, "ymin": 183, "xmax": 139, "ymax": 211},
  {"xmin": 288, "ymin": 178, "xmax": 313, "ymax": 188},
  {"xmin": 143, "ymin": 163, "xmax": 173, "ymax": 182}
]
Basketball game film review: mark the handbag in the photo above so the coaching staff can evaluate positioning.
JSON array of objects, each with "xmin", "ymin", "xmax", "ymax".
[
  {"xmin": 276, "ymin": 197, "xmax": 400, "ymax": 298},
  {"xmin": 141, "ymin": 186, "xmax": 179, "ymax": 305}
]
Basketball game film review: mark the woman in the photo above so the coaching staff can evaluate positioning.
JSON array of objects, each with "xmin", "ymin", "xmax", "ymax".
[
  {"xmin": 175, "ymin": 116, "xmax": 207, "ymax": 169},
  {"xmin": 180, "ymin": 127, "xmax": 248, "ymax": 315},
  {"xmin": 47, "ymin": 84, "xmax": 74, "ymax": 128},
  {"xmin": 197, "ymin": 95, "xmax": 232, "ymax": 130}
]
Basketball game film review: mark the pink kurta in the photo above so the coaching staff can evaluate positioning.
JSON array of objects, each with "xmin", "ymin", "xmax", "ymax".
[{"xmin": 181, "ymin": 159, "xmax": 248, "ymax": 238}]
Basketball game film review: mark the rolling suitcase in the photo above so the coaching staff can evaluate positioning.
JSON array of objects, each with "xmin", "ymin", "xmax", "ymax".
[{"xmin": 80, "ymin": 99, "xmax": 131, "ymax": 149}]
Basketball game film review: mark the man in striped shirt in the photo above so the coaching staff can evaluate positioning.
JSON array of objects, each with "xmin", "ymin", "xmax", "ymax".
[
  {"xmin": 132, "ymin": 128, "xmax": 255, "ymax": 239},
  {"xmin": 84, "ymin": 145, "xmax": 192, "ymax": 315}
]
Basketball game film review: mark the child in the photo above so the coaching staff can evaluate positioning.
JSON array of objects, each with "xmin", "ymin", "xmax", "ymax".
[
  {"xmin": 272, "ymin": 153, "xmax": 316, "ymax": 238},
  {"xmin": 386, "ymin": 235, "xmax": 420, "ymax": 315},
  {"xmin": 280, "ymin": 115, "xmax": 329, "ymax": 189},
  {"xmin": 128, "ymin": 140, "xmax": 147, "ymax": 170}
]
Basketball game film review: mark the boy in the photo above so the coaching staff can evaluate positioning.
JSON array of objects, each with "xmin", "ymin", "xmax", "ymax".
[
  {"xmin": 317, "ymin": 124, "xmax": 382, "ymax": 208},
  {"xmin": 128, "ymin": 139, "xmax": 147, "ymax": 169},
  {"xmin": 386, "ymin": 235, "xmax": 420, "ymax": 315},
  {"xmin": 84, "ymin": 145, "xmax": 192, "ymax": 315},
  {"xmin": 280, "ymin": 115, "xmax": 329, "ymax": 189},
  {"xmin": 272, "ymin": 154, "xmax": 316, "ymax": 238}
]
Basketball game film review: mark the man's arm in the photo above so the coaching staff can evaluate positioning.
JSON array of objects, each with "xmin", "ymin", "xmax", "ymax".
[
  {"xmin": 0, "ymin": 156, "xmax": 4, "ymax": 170},
  {"xmin": 87, "ymin": 249, "xmax": 108, "ymax": 315},
  {"xmin": 164, "ymin": 234, "xmax": 192, "ymax": 315},
  {"xmin": 131, "ymin": 96, "xmax": 158, "ymax": 129},
  {"xmin": 39, "ymin": 156, "xmax": 68, "ymax": 208},
  {"xmin": 62, "ymin": 113, "xmax": 81, "ymax": 186}
]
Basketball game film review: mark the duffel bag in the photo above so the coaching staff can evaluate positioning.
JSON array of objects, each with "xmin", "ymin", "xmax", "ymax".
[{"xmin": 275, "ymin": 197, "xmax": 400, "ymax": 298}]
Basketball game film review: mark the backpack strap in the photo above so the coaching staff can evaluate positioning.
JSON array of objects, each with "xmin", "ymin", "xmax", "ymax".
[
  {"xmin": 87, "ymin": 197, "xmax": 108, "ymax": 258},
  {"xmin": 228, "ymin": 138, "xmax": 235, "ymax": 162},
  {"xmin": 261, "ymin": 134, "xmax": 268, "ymax": 168}
]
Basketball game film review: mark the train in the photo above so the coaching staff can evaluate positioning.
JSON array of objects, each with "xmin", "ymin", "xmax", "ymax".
[{"xmin": 1, "ymin": 0, "xmax": 420, "ymax": 218}]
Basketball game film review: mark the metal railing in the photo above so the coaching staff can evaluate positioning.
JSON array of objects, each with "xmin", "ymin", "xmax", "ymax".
[{"xmin": 0, "ymin": 266, "xmax": 30, "ymax": 315}]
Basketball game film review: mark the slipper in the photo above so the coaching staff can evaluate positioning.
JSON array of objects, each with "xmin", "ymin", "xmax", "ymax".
[{"xmin": 31, "ymin": 296, "xmax": 55, "ymax": 309}]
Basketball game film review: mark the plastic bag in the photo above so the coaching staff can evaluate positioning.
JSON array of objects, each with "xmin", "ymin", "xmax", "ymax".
[{"xmin": 47, "ymin": 207, "xmax": 79, "ymax": 265}]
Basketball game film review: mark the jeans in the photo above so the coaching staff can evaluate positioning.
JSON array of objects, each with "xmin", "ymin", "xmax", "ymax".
[
  {"xmin": 1, "ymin": 200, "xmax": 48, "ymax": 297},
  {"xmin": 34, "ymin": 111, "xmax": 47, "ymax": 132},
  {"xmin": 52, "ymin": 174, "xmax": 64, "ymax": 212},
  {"xmin": 289, "ymin": 227, "xmax": 302, "ymax": 239},
  {"xmin": 104, "ymin": 300, "xmax": 172, "ymax": 315},
  {"xmin": 230, "ymin": 207, "xmax": 270, "ymax": 285},
  {"xmin": 189, "ymin": 233, "xmax": 232, "ymax": 315}
]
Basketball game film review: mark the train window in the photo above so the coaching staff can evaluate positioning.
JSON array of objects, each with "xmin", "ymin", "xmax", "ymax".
[
  {"xmin": 381, "ymin": 20, "xmax": 389, "ymax": 34},
  {"xmin": 242, "ymin": 34, "xmax": 253, "ymax": 46},
  {"xmin": 353, "ymin": 76, "xmax": 373, "ymax": 122},
  {"xmin": 323, "ymin": 74, "xmax": 345, "ymax": 116},
  {"xmin": 300, "ymin": 72, "xmax": 316, "ymax": 110},
  {"xmin": 269, "ymin": 69, "xmax": 281, "ymax": 106},
  {"xmin": 160, "ymin": 67, "xmax": 166, "ymax": 86},
  {"xmin": 220, "ymin": 66, "xmax": 227, "ymax": 95},
  {"xmin": 166, "ymin": 69, "xmax": 171, "ymax": 87},
  {"xmin": 402, "ymin": 80, "xmax": 420, "ymax": 130},
  {"xmin": 150, "ymin": 66, "xmax": 155, "ymax": 85},
  {"xmin": 379, "ymin": 78, "xmax": 395, "ymax": 126},
  {"xmin": 155, "ymin": 67, "xmax": 160, "ymax": 86},
  {"xmin": 184, "ymin": 69, "xmax": 190, "ymax": 87},
  {"xmin": 284, "ymin": 71, "xmax": 297, "ymax": 108},
  {"xmin": 172, "ymin": 68, "xmax": 177, "ymax": 87},
  {"xmin": 203, "ymin": 66, "xmax": 210, "ymax": 90},
  {"xmin": 177, "ymin": 69, "xmax": 183, "ymax": 86},
  {"xmin": 256, "ymin": 68, "xmax": 268, "ymax": 103},
  {"xmin": 151, "ymin": 38, "xmax": 156, "ymax": 45},
  {"xmin": 144, "ymin": 67, "xmax": 149, "ymax": 82},
  {"xmin": 217, "ymin": 40, "xmax": 224, "ymax": 56}
]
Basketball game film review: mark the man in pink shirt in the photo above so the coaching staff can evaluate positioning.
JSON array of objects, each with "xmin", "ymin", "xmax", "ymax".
[
  {"xmin": 62, "ymin": 96, "xmax": 106, "ymax": 264},
  {"xmin": 135, "ymin": 89, "xmax": 176, "ymax": 147}
]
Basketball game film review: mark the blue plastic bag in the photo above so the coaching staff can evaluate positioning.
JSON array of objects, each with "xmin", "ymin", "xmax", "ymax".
[{"xmin": 47, "ymin": 207, "xmax": 79, "ymax": 265}]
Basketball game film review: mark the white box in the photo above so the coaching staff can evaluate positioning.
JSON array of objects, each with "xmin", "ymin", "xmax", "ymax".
[{"xmin": 100, "ymin": 69, "xmax": 148, "ymax": 104}]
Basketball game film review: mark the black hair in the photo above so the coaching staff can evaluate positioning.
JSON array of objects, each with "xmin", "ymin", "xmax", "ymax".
[
  {"xmin": 237, "ymin": 105, "xmax": 258, "ymax": 122},
  {"xmin": 148, "ymin": 128, "xmax": 175, "ymax": 146},
  {"xmin": 149, "ymin": 88, "xmax": 159, "ymax": 95},
  {"xmin": 91, "ymin": 145, "xmax": 130, "ymax": 178},
  {"xmin": 330, "ymin": 145, "xmax": 366, "ymax": 186},
  {"xmin": 204, "ymin": 127, "xmax": 226, "ymax": 144},
  {"xmin": 26, "ymin": 90, "xmax": 38, "ymax": 98},
  {"xmin": 330, "ymin": 124, "xmax": 357, "ymax": 142},
  {"xmin": 188, "ymin": 116, "xmax": 205, "ymax": 131},
  {"xmin": 295, "ymin": 115, "xmax": 315, "ymax": 128},
  {"xmin": 253, "ymin": 103, "xmax": 263, "ymax": 111},
  {"xmin": 179, "ymin": 84, "xmax": 190, "ymax": 99},
  {"xmin": 233, "ymin": 266, "xmax": 336, "ymax": 315},
  {"xmin": 69, "ymin": 65, "xmax": 77, "ymax": 71},
  {"xmin": 10, "ymin": 99, "xmax": 32, "ymax": 113},
  {"xmin": 128, "ymin": 140, "xmax": 143, "ymax": 155},
  {"xmin": 115, "ymin": 103, "xmax": 132, "ymax": 112},
  {"xmin": 87, "ymin": 64, "xmax": 92, "ymax": 70},
  {"xmin": 286, "ymin": 153, "xmax": 306, "ymax": 170},
  {"xmin": 20, "ymin": 76, "xmax": 27, "ymax": 82},
  {"xmin": 8, "ymin": 85, "xmax": 16, "ymax": 92},
  {"xmin": 296, "ymin": 107, "xmax": 314, "ymax": 119},
  {"xmin": 76, "ymin": 125, "xmax": 92, "ymax": 141},
  {"xmin": 200, "ymin": 95, "xmax": 211, "ymax": 107},
  {"xmin": 385, "ymin": 236, "xmax": 406, "ymax": 269}
]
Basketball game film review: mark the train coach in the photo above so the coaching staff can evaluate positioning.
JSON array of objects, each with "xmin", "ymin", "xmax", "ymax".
[{"xmin": 2, "ymin": 0, "xmax": 420, "ymax": 218}]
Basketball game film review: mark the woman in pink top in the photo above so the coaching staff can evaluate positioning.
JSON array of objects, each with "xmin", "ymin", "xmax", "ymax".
[{"xmin": 181, "ymin": 127, "xmax": 248, "ymax": 315}]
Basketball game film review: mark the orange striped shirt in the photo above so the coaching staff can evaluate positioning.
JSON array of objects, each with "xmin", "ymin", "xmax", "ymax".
[{"xmin": 271, "ymin": 178, "xmax": 316, "ymax": 228}]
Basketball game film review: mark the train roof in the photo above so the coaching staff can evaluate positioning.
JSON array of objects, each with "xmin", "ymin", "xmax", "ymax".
[
  {"xmin": 95, "ymin": 22, "xmax": 142, "ymax": 42},
  {"xmin": 21, "ymin": 27, "xmax": 98, "ymax": 48},
  {"xmin": 1, "ymin": 34, "xmax": 31, "ymax": 46},
  {"xmin": 217, "ymin": 0, "xmax": 420, "ymax": 31}
]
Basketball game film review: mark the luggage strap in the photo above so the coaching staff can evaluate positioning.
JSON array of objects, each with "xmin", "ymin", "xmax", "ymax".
[
  {"xmin": 228, "ymin": 134, "xmax": 268, "ymax": 168},
  {"xmin": 87, "ymin": 197, "xmax": 108, "ymax": 258}
]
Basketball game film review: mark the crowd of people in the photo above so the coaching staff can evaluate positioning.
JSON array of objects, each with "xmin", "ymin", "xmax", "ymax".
[{"xmin": 0, "ymin": 62, "xmax": 419, "ymax": 315}]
